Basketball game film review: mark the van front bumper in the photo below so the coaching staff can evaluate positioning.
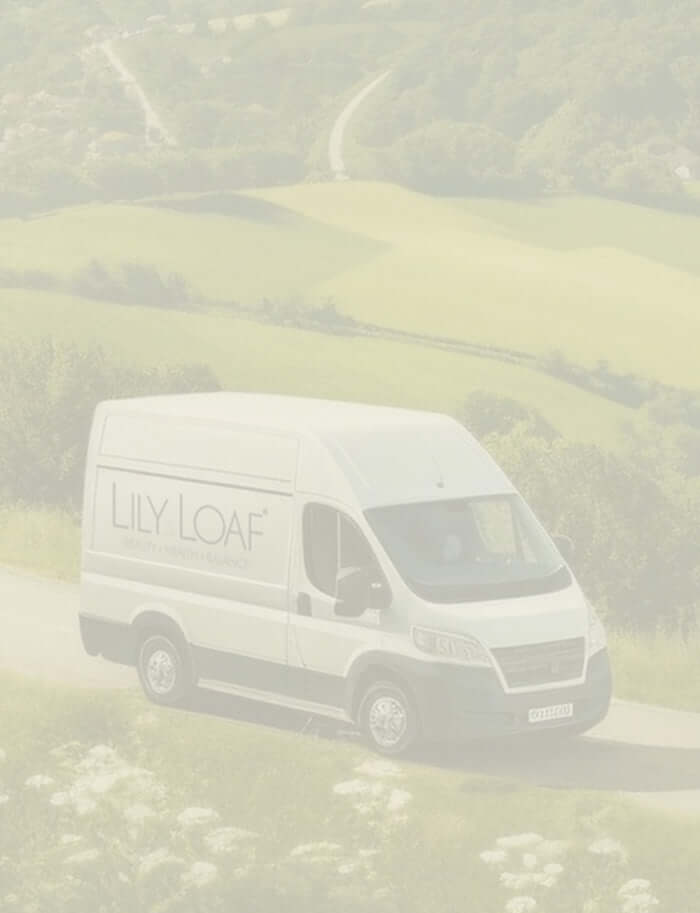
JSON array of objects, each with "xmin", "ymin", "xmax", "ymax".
[{"xmin": 415, "ymin": 649, "xmax": 612, "ymax": 742}]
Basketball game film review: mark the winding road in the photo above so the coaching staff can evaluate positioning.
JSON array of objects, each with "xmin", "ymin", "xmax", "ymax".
[
  {"xmin": 2, "ymin": 566, "xmax": 700, "ymax": 813},
  {"xmin": 97, "ymin": 40, "xmax": 177, "ymax": 148},
  {"xmin": 328, "ymin": 71, "xmax": 392, "ymax": 179}
]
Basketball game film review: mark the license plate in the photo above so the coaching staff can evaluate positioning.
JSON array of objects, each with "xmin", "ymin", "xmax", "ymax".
[{"xmin": 528, "ymin": 702, "xmax": 574, "ymax": 724}]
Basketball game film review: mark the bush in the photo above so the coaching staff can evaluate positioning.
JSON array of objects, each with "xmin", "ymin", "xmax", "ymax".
[
  {"xmin": 485, "ymin": 426, "xmax": 700, "ymax": 633},
  {"xmin": 0, "ymin": 338, "xmax": 221, "ymax": 509},
  {"xmin": 72, "ymin": 261, "xmax": 194, "ymax": 310},
  {"xmin": 458, "ymin": 391, "xmax": 557, "ymax": 441}
]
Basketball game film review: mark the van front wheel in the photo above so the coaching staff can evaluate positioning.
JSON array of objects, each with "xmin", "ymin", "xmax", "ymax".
[
  {"xmin": 358, "ymin": 680, "xmax": 418, "ymax": 756},
  {"xmin": 137, "ymin": 633, "xmax": 190, "ymax": 706}
]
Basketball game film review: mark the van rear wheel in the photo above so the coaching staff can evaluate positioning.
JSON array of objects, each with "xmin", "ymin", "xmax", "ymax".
[
  {"xmin": 358, "ymin": 680, "xmax": 418, "ymax": 756},
  {"xmin": 137, "ymin": 633, "xmax": 191, "ymax": 706}
]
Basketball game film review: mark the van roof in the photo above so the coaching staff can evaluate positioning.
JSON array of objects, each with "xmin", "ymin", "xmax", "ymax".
[
  {"xmin": 99, "ymin": 393, "xmax": 514, "ymax": 506},
  {"xmin": 101, "ymin": 392, "xmax": 447, "ymax": 433}
]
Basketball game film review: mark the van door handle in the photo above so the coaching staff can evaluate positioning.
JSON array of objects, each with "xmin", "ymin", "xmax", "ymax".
[{"xmin": 297, "ymin": 592, "xmax": 312, "ymax": 617}]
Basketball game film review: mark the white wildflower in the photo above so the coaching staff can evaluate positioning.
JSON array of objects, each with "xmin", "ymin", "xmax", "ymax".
[
  {"xmin": 0, "ymin": 794, "xmax": 9, "ymax": 806},
  {"xmin": 181, "ymin": 861, "xmax": 218, "ymax": 888},
  {"xmin": 0, "ymin": 749, "xmax": 6, "ymax": 762},
  {"xmin": 543, "ymin": 863, "xmax": 564, "ymax": 876},
  {"xmin": 522, "ymin": 853, "xmax": 538, "ymax": 869},
  {"xmin": 338, "ymin": 862, "xmax": 358, "ymax": 875},
  {"xmin": 480, "ymin": 849, "xmax": 508, "ymax": 865},
  {"xmin": 60, "ymin": 835, "xmax": 83, "ymax": 846},
  {"xmin": 621, "ymin": 897, "xmax": 657, "ymax": 913},
  {"xmin": 500, "ymin": 872, "xmax": 537, "ymax": 891},
  {"xmin": 74, "ymin": 795, "xmax": 97, "ymax": 816},
  {"xmin": 621, "ymin": 894, "xmax": 659, "ymax": 913},
  {"xmin": 588, "ymin": 837, "xmax": 628, "ymax": 861},
  {"xmin": 354, "ymin": 759, "xmax": 402, "ymax": 778},
  {"xmin": 290, "ymin": 841, "xmax": 342, "ymax": 861},
  {"xmin": 139, "ymin": 848, "xmax": 184, "ymax": 876},
  {"xmin": 505, "ymin": 897, "xmax": 537, "ymax": 913},
  {"xmin": 387, "ymin": 789, "xmax": 412, "ymax": 812},
  {"xmin": 49, "ymin": 742, "xmax": 81, "ymax": 761},
  {"xmin": 87, "ymin": 772, "xmax": 124, "ymax": 794},
  {"xmin": 84, "ymin": 745, "xmax": 117, "ymax": 763},
  {"xmin": 333, "ymin": 779, "xmax": 374, "ymax": 796},
  {"xmin": 123, "ymin": 804, "xmax": 156, "ymax": 825},
  {"xmin": 134, "ymin": 712, "xmax": 158, "ymax": 728},
  {"xmin": 50, "ymin": 792, "xmax": 71, "ymax": 807},
  {"xmin": 25, "ymin": 774, "xmax": 54, "ymax": 789},
  {"xmin": 537, "ymin": 839, "xmax": 569, "ymax": 860},
  {"xmin": 532, "ymin": 873, "xmax": 557, "ymax": 889},
  {"xmin": 496, "ymin": 833, "xmax": 544, "ymax": 850},
  {"xmin": 64, "ymin": 849, "xmax": 100, "ymax": 865},
  {"xmin": 619, "ymin": 880, "xmax": 652, "ymax": 897},
  {"xmin": 177, "ymin": 807, "xmax": 220, "ymax": 828},
  {"xmin": 204, "ymin": 826, "xmax": 258, "ymax": 854}
]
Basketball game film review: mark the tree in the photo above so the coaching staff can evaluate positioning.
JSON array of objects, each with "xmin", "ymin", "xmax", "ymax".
[{"xmin": 0, "ymin": 338, "xmax": 221, "ymax": 509}]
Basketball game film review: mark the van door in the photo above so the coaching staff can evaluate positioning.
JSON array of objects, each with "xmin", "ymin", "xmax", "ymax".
[{"xmin": 289, "ymin": 502, "xmax": 391, "ymax": 710}]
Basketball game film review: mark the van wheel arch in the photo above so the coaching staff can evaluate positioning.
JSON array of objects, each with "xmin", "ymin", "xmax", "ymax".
[
  {"xmin": 350, "ymin": 663, "xmax": 420, "ymax": 728},
  {"xmin": 132, "ymin": 609, "xmax": 188, "ymax": 641},
  {"xmin": 131, "ymin": 611, "xmax": 194, "ymax": 674}
]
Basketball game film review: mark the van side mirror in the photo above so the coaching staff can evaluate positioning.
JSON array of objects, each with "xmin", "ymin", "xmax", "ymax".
[
  {"xmin": 334, "ymin": 567, "xmax": 371, "ymax": 618},
  {"xmin": 553, "ymin": 534, "xmax": 575, "ymax": 564}
]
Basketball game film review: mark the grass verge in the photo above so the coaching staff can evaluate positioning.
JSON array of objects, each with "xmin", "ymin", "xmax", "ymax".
[
  {"xmin": 0, "ymin": 507, "xmax": 80, "ymax": 581},
  {"xmin": 0, "ymin": 672, "xmax": 698, "ymax": 912},
  {"xmin": 609, "ymin": 631, "xmax": 700, "ymax": 712}
]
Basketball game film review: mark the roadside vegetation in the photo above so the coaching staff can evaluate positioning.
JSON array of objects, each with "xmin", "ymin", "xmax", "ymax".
[
  {"xmin": 609, "ymin": 632, "xmax": 700, "ymax": 712},
  {"xmin": 1, "ymin": 672, "xmax": 698, "ymax": 912}
]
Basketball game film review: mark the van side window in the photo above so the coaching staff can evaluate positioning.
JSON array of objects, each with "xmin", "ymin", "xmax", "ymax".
[
  {"xmin": 303, "ymin": 504, "xmax": 339, "ymax": 596},
  {"xmin": 303, "ymin": 504, "xmax": 387, "ymax": 604}
]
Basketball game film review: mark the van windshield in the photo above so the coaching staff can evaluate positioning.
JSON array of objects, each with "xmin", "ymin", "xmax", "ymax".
[{"xmin": 365, "ymin": 495, "xmax": 571, "ymax": 603}]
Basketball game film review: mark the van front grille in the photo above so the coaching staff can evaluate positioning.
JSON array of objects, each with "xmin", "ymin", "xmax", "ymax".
[{"xmin": 492, "ymin": 637, "xmax": 585, "ymax": 688}]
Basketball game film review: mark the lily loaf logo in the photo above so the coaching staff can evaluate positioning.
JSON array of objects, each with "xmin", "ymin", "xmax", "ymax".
[{"xmin": 110, "ymin": 482, "xmax": 266, "ymax": 552}]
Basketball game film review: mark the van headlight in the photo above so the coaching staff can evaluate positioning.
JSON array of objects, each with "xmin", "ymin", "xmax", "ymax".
[
  {"xmin": 587, "ymin": 604, "xmax": 607, "ymax": 656},
  {"xmin": 411, "ymin": 627, "xmax": 492, "ymax": 667}
]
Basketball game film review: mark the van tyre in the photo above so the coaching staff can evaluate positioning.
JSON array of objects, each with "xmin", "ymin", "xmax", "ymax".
[
  {"xmin": 137, "ymin": 633, "xmax": 191, "ymax": 706},
  {"xmin": 358, "ymin": 680, "xmax": 418, "ymax": 756}
]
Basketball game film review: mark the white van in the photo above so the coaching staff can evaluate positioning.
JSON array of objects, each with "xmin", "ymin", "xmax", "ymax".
[{"xmin": 80, "ymin": 393, "xmax": 611, "ymax": 755}]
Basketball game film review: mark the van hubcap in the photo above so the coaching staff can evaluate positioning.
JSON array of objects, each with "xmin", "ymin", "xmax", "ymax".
[
  {"xmin": 146, "ymin": 649, "xmax": 176, "ymax": 695},
  {"xmin": 368, "ymin": 696, "xmax": 408, "ymax": 749}
]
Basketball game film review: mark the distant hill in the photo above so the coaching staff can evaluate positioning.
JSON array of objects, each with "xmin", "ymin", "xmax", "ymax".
[
  {"xmin": 2, "ymin": 181, "xmax": 700, "ymax": 395},
  {"xmin": 1, "ymin": 0, "xmax": 699, "ymax": 213}
]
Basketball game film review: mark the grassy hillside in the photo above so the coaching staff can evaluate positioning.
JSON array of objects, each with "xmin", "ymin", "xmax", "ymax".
[
  {"xmin": 0, "ymin": 288, "xmax": 630, "ymax": 445},
  {"xmin": 257, "ymin": 184, "xmax": 700, "ymax": 388},
  {"xmin": 2, "ymin": 185, "xmax": 699, "ymax": 389}
]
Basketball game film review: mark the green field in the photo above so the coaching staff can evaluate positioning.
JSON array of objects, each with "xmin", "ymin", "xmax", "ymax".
[
  {"xmin": 2, "ymin": 185, "xmax": 699, "ymax": 390},
  {"xmin": 0, "ymin": 288, "xmax": 633, "ymax": 446},
  {"xmin": 256, "ymin": 184, "xmax": 700, "ymax": 388}
]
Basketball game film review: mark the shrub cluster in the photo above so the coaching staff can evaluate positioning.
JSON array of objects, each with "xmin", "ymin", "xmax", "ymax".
[
  {"xmin": 0, "ymin": 338, "xmax": 220, "ymax": 509},
  {"xmin": 460, "ymin": 392, "xmax": 700, "ymax": 635}
]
